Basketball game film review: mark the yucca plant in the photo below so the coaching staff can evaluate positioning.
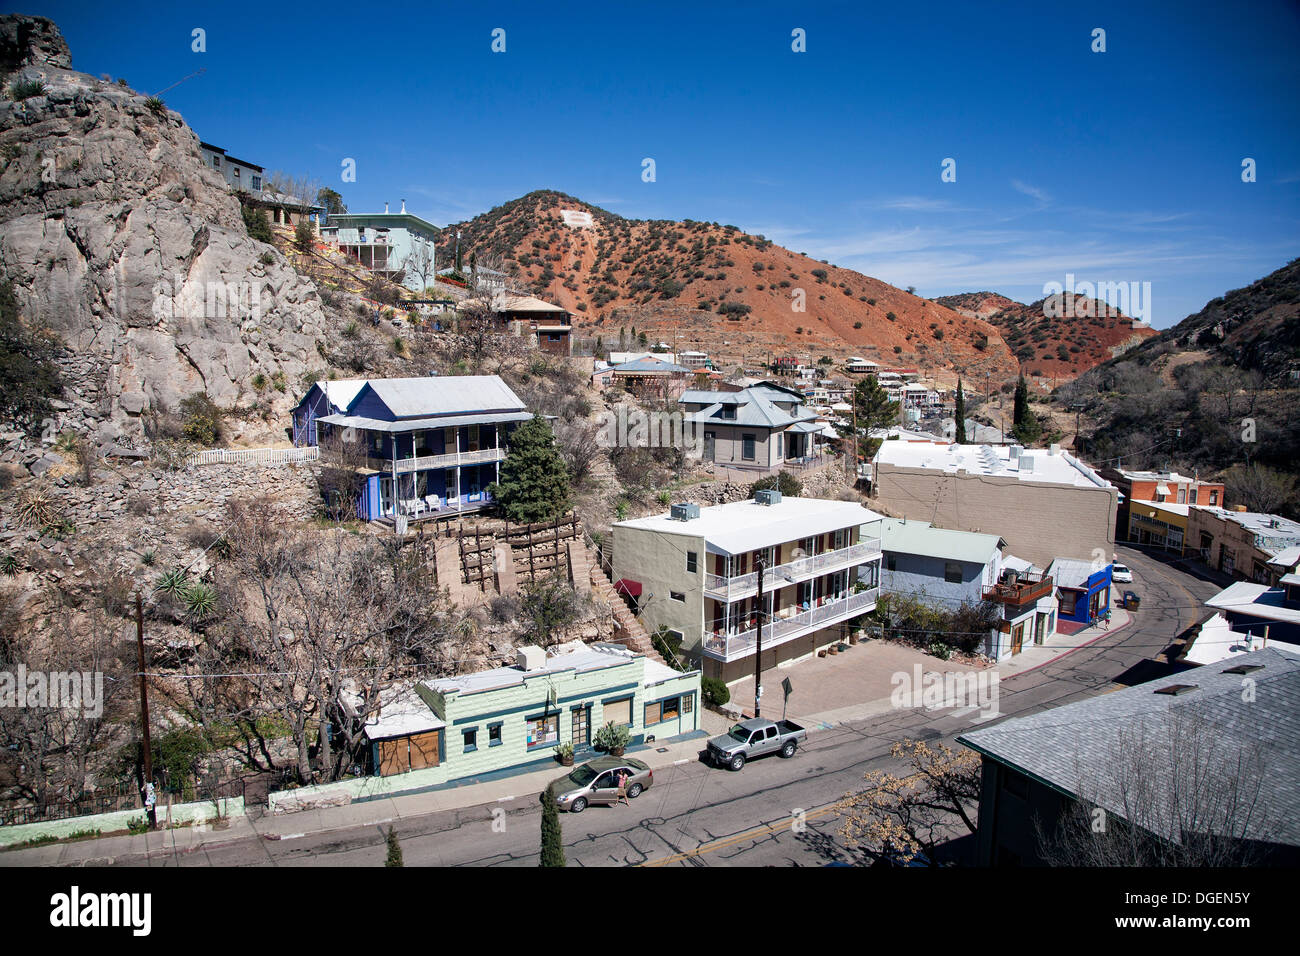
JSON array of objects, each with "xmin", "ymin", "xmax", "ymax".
[
  {"xmin": 183, "ymin": 582, "xmax": 218, "ymax": 621},
  {"xmin": 8, "ymin": 79, "xmax": 46, "ymax": 101},
  {"xmin": 0, "ymin": 553, "xmax": 19, "ymax": 575},
  {"xmin": 143, "ymin": 96, "xmax": 166, "ymax": 116},
  {"xmin": 15, "ymin": 486, "xmax": 62, "ymax": 529},
  {"xmin": 141, "ymin": 550, "xmax": 156, "ymax": 567},
  {"xmin": 156, "ymin": 567, "xmax": 190, "ymax": 598}
]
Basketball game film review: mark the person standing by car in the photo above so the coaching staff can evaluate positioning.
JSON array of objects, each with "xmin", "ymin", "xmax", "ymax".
[{"xmin": 615, "ymin": 769, "xmax": 629, "ymax": 805}]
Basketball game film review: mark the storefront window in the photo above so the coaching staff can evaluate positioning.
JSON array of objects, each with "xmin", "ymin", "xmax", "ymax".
[{"xmin": 526, "ymin": 714, "xmax": 558, "ymax": 749}]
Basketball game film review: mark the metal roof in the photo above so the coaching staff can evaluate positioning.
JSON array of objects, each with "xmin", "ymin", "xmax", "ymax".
[
  {"xmin": 958, "ymin": 647, "xmax": 1300, "ymax": 849},
  {"xmin": 611, "ymin": 357, "xmax": 691, "ymax": 374},
  {"xmin": 316, "ymin": 379, "xmax": 367, "ymax": 413},
  {"xmin": 360, "ymin": 375, "xmax": 526, "ymax": 420},
  {"xmin": 1046, "ymin": 557, "xmax": 1104, "ymax": 590},
  {"xmin": 680, "ymin": 385, "xmax": 819, "ymax": 430},
  {"xmin": 881, "ymin": 518, "xmax": 1004, "ymax": 565},
  {"xmin": 1205, "ymin": 581, "xmax": 1300, "ymax": 625}
]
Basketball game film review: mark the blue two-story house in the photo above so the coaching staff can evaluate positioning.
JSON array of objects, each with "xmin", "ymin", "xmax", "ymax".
[
  {"xmin": 305, "ymin": 375, "xmax": 532, "ymax": 522},
  {"xmin": 879, "ymin": 518, "xmax": 1006, "ymax": 606}
]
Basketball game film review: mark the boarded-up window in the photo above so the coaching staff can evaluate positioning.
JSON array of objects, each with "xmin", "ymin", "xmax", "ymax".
[
  {"xmin": 377, "ymin": 730, "xmax": 441, "ymax": 776},
  {"xmin": 645, "ymin": 702, "xmax": 661, "ymax": 725},
  {"xmin": 604, "ymin": 697, "xmax": 632, "ymax": 727}
]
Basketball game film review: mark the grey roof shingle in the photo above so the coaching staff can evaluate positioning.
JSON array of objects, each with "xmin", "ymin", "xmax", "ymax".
[
  {"xmin": 363, "ymin": 376, "xmax": 526, "ymax": 419},
  {"xmin": 959, "ymin": 647, "xmax": 1300, "ymax": 847}
]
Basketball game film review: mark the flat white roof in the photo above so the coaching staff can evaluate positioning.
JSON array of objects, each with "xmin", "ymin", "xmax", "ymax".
[
  {"xmin": 615, "ymin": 496, "xmax": 885, "ymax": 556},
  {"xmin": 875, "ymin": 441, "xmax": 1113, "ymax": 490},
  {"xmin": 1182, "ymin": 613, "xmax": 1300, "ymax": 666},
  {"xmin": 357, "ymin": 682, "xmax": 446, "ymax": 741},
  {"xmin": 426, "ymin": 643, "xmax": 640, "ymax": 695}
]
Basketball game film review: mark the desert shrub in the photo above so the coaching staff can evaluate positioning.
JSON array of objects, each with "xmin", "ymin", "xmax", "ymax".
[
  {"xmin": 518, "ymin": 574, "xmax": 582, "ymax": 646},
  {"xmin": 701, "ymin": 677, "xmax": 730, "ymax": 707},
  {"xmin": 748, "ymin": 471, "xmax": 802, "ymax": 499},
  {"xmin": 241, "ymin": 205, "xmax": 273, "ymax": 243},
  {"xmin": 8, "ymin": 79, "xmax": 46, "ymax": 100},
  {"xmin": 143, "ymin": 96, "xmax": 166, "ymax": 116},
  {"xmin": 178, "ymin": 392, "xmax": 224, "ymax": 446}
]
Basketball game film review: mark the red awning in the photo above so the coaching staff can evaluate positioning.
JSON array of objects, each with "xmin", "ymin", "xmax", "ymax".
[{"xmin": 613, "ymin": 578, "xmax": 642, "ymax": 598}]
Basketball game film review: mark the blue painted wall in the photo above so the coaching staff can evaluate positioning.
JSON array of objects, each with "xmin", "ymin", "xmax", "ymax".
[
  {"xmin": 1057, "ymin": 566, "xmax": 1113, "ymax": 623},
  {"xmin": 881, "ymin": 552, "xmax": 992, "ymax": 608}
]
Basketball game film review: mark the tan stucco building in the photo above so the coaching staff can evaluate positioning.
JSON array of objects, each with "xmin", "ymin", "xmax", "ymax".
[{"xmin": 870, "ymin": 442, "xmax": 1118, "ymax": 569}]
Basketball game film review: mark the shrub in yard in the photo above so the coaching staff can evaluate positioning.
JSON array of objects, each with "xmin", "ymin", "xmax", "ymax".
[
  {"xmin": 178, "ymin": 392, "xmax": 224, "ymax": 446},
  {"xmin": 701, "ymin": 677, "xmax": 730, "ymax": 707}
]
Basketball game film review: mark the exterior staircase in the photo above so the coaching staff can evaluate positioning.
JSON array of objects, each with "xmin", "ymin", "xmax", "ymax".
[{"xmin": 577, "ymin": 540, "xmax": 667, "ymax": 666}]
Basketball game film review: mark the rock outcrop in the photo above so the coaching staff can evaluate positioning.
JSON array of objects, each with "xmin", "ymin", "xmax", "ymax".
[{"xmin": 0, "ymin": 14, "xmax": 329, "ymax": 446}]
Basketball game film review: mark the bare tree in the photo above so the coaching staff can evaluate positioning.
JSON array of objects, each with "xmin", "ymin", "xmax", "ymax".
[
  {"xmin": 314, "ymin": 429, "xmax": 370, "ymax": 520},
  {"xmin": 265, "ymin": 170, "xmax": 323, "ymax": 208},
  {"xmin": 838, "ymin": 739, "xmax": 980, "ymax": 864},
  {"xmin": 1035, "ymin": 711, "xmax": 1275, "ymax": 866},
  {"xmin": 553, "ymin": 418, "xmax": 602, "ymax": 488},
  {"xmin": 403, "ymin": 240, "xmax": 436, "ymax": 293},
  {"xmin": 1223, "ymin": 462, "xmax": 1298, "ymax": 514},
  {"xmin": 203, "ymin": 501, "xmax": 465, "ymax": 783}
]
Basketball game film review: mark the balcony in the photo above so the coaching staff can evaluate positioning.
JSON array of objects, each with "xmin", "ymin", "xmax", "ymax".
[
  {"xmin": 704, "ymin": 539, "xmax": 881, "ymax": 602},
  {"xmin": 983, "ymin": 574, "xmax": 1054, "ymax": 607},
  {"xmin": 366, "ymin": 446, "xmax": 506, "ymax": 475},
  {"xmin": 702, "ymin": 587, "xmax": 880, "ymax": 662}
]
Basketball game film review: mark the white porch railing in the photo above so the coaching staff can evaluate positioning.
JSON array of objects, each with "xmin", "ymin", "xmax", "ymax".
[
  {"xmin": 704, "ymin": 539, "xmax": 881, "ymax": 601},
  {"xmin": 186, "ymin": 446, "xmax": 320, "ymax": 467},
  {"xmin": 702, "ymin": 587, "xmax": 879, "ymax": 661},
  {"xmin": 367, "ymin": 446, "xmax": 506, "ymax": 474}
]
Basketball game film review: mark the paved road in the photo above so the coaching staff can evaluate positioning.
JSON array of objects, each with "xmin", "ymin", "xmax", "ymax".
[{"xmin": 38, "ymin": 545, "xmax": 1220, "ymax": 868}]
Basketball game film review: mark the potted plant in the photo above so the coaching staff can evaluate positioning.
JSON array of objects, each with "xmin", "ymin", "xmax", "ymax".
[
  {"xmin": 554, "ymin": 741, "xmax": 575, "ymax": 767},
  {"xmin": 594, "ymin": 721, "xmax": 631, "ymax": 757}
]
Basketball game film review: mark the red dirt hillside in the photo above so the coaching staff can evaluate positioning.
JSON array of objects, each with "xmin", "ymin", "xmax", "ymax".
[
  {"xmin": 935, "ymin": 292, "xmax": 1159, "ymax": 381},
  {"xmin": 447, "ymin": 191, "xmax": 1020, "ymax": 380}
]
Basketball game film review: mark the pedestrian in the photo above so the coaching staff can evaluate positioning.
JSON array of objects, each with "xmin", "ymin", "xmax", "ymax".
[{"xmin": 615, "ymin": 769, "xmax": 629, "ymax": 805}]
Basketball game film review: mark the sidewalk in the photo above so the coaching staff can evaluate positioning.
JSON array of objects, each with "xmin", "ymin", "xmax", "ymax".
[
  {"xmin": 0, "ymin": 729, "xmax": 719, "ymax": 866},
  {"xmin": 994, "ymin": 608, "xmax": 1132, "ymax": 680}
]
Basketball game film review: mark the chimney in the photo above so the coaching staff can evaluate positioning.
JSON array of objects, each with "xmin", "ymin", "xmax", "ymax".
[
  {"xmin": 384, "ymin": 202, "xmax": 390, "ymax": 214},
  {"xmin": 401, "ymin": 199, "xmax": 407, "ymax": 214}
]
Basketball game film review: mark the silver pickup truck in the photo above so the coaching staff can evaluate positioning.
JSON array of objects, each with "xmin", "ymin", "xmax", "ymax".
[{"xmin": 707, "ymin": 718, "xmax": 806, "ymax": 770}]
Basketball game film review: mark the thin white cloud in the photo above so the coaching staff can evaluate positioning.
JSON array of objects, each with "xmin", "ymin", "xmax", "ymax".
[{"xmin": 1010, "ymin": 179, "xmax": 1052, "ymax": 205}]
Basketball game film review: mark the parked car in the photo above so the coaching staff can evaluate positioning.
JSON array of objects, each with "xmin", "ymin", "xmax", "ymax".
[
  {"xmin": 546, "ymin": 756, "xmax": 651, "ymax": 813},
  {"xmin": 707, "ymin": 717, "xmax": 806, "ymax": 771},
  {"xmin": 1111, "ymin": 564, "xmax": 1133, "ymax": 583}
]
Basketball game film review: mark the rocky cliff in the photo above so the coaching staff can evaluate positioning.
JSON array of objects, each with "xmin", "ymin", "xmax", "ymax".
[{"xmin": 0, "ymin": 14, "xmax": 330, "ymax": 448}]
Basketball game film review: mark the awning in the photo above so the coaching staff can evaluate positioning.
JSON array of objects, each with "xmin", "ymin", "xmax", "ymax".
[
  {"xmin": 1156, "ymin": 484, "xmax": 1171, "ymax": 495},
  {"xmin": 613, "ymin": 579, "xmax": 642, "ymax": 598}
]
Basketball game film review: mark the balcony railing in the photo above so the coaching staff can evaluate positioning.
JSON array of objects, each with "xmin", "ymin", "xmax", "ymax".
[
  {"xmin": 365, "ymin": 446, "xmax": 506, "ymax": 474},
  {"xmin": 702, "ymin": 587, "xmax": 880, "ymax": 661},
  {"xmin": 983, "ymin": 574, "xmax": 1054, "ymax": 607},
  {"xmin": 704, "ymin": 539, "xmax": 881, "ymax": 601}
]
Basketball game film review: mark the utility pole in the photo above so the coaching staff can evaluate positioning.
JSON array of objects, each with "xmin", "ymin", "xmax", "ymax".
[
  {"xmin": 136, "ymin": 592, "xmax": 156, "ymax": 830},
  {"xmin": 753, "ymin": 557, "xmax": 766, "ymax": 718}
]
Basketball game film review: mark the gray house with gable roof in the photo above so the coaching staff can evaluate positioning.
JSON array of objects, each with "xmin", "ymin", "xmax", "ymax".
[{"xmin": 680, "ymin": 382, "xmax": 824, "ymax": 471}]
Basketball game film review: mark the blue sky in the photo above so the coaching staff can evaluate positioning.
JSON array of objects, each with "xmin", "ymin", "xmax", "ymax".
[{"xmin": 28, "ymin": 0, "xmax": 1300, "ymax": 327}]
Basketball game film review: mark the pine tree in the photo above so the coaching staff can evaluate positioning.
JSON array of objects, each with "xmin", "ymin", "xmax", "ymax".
[
  {"xmin": 385, "ymin": 826, "xmax": 404, "ymax": 867},
  {"xmin": 489, "ymin": 415, "xmax": 572, "ymax": 523},
  {"xmin": 834, "ymin": 375, "xmax": 898, "ymax": 458},
  {"xmin": 540, "ymin": 789, "xmax": 566, "ymax": 867},
  {"xmin": 954, "ymin": 379, "xmax": 967, "ymax": 444}
]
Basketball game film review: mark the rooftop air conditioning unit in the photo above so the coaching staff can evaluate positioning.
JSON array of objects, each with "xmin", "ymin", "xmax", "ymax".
[
  {"xmin": 1009, "ymin": 444, "xmax": 1023, "ymax": 460},
  {"xmin": 755, "ymin": 489, "xmax": 782, "ymax": 506},
  {"xmin": 516, "ymin": 645, "xmax": 546, "ymax": 672},
  {"xmin": 1020, "ymin": 456, "xmax": 1035, "ymax": 473},
  {"xmin": 670, "ymin": 503, "xmax": 700, "ymax": 521}
]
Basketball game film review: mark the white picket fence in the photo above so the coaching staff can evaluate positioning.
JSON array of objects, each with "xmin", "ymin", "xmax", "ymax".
[{"xmin": 186, "ymin": 446, "xmax": 320, "ymax": 467}]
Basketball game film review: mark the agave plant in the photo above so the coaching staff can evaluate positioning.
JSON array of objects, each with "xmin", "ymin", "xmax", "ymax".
[
  {"xmin": 0, "ymin": 553, "xmax": 19, "ymax": 575},
  {"xmin": 14, "ymin": 485, "xmax": 62, "ymax": 529},
  {"xmin": 156, "ymin": 567, "xmax": 190, "ymax": 598},
  {"xmin": 183, "ymin": 582, "xmax": 219, "ymax": 621}
]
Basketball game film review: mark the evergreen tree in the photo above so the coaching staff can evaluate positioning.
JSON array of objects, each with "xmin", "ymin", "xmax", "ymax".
[
  {"xmin": 489, "ymin": 415, "xmax": 572, "ymax": 523},
  {"xmin": 385, "ymin": 826, "xmax": 404, "ymax": 867},
  {"xmin": 954, "ymin": 379, "xmax": 967, "ymax": 444},
  {"xmin": 1012, "ymin": 374, "xmax": 1042, "ymax": 444},
  {"xmin": 540, "ymin": 788, "xmax": 566, "ymax": 867},
  {"xmin": 834, "ymin": 375, "xmax": 898, "ymax": 458},
  {"xmin": 316, "ymin": 187, "xmax": 347, "ymax": 215}
]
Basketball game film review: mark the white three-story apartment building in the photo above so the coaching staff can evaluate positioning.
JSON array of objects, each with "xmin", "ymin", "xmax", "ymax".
[{"xmin": 612, "ymin": 493, "xmax": 884, "ymax": 684}]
